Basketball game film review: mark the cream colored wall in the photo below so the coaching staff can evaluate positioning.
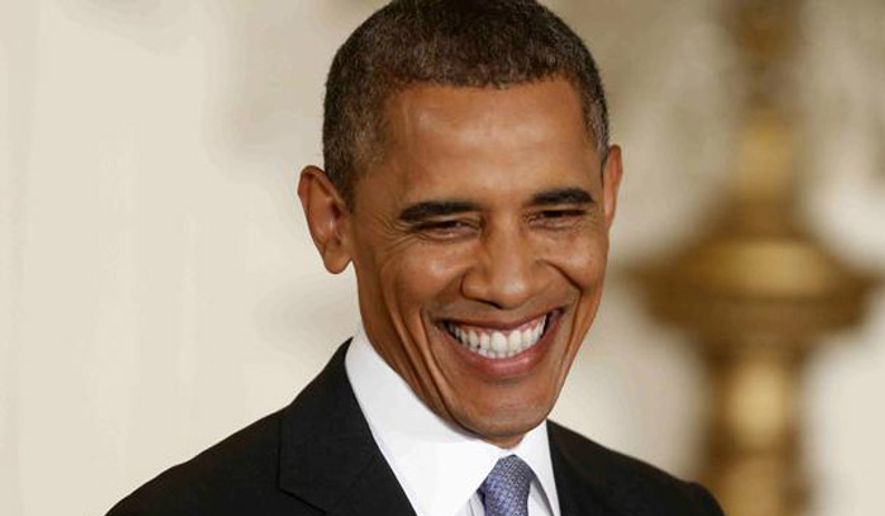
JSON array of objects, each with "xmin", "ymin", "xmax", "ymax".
[{"xmin": 1, "ymin": 1, "xmax": 883, "ymax": 515}]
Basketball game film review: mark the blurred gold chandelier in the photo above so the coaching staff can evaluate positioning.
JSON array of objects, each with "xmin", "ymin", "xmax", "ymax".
[{"xmin": 637, "ymin": 1, "xmax": 878, "ymax": 515}]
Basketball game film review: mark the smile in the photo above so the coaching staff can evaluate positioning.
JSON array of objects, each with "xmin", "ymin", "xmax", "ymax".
[{"xmin": 443, "ymin": 312, "xmax": 552, "ymax": 359}]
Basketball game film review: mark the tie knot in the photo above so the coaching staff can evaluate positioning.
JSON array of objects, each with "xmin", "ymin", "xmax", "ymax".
[{"xmin": 479, "ymin": 455, "xmax": 535, "ymax": 516}]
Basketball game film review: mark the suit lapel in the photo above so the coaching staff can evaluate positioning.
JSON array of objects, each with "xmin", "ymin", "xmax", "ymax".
[
  {"xmin": 549, "ymin": 422, "xmax": 628, "ymax": 516},
  {"xmin": 326, "ymin": 454, "xmax": 417, "ymax": 516},
  {"xmin": 278, "ymin": 342, "xmax": 416, "ymax": 516}
]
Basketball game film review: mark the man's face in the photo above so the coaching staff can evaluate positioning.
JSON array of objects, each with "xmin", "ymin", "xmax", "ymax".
[{"xmin": 305, "ymin": 78, "xmax": 622, "ymax": 447}]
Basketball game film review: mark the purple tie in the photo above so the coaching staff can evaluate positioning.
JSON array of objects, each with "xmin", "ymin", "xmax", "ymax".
[{"xmin": 479, "ymin": 455, "xmax": 535, "ymax": 516}]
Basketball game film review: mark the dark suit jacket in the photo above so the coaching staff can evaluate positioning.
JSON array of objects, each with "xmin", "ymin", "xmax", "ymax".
[{"xmin": 107, "ymin": 342, "xmax": 723, "ymax": 515}]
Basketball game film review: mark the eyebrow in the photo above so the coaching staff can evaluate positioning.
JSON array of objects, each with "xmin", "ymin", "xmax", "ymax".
[
  {"xmin": 529, "ymin": 187, "xmax": 595, "ymax": 206},
  {"xmin": 398, "ymin": 200, "xmax": 480, "ymax": 223}
]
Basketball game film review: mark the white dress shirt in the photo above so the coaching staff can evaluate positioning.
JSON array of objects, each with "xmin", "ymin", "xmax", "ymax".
[{"xmin": 345, "ymin": 324, "xmax": 561, "ymax": 516}]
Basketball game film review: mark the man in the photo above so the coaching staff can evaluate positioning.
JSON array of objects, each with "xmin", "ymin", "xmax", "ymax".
[{"xmin": 108, "ymin": 1, "xmax": 723, "ymax": 515}]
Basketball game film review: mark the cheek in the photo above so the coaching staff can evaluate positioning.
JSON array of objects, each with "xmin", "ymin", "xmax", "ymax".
[
  {"xmin": 387, "ymin": 244, "xmax": 471, "ymax": 314},
  {"xmin": 543, "ymin": 230, "xmax": 609, "ymax": 291}
]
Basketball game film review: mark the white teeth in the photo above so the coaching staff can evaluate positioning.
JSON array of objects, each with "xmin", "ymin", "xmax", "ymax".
[
  {"xmin": 521, "ymin": 328, "xmax": 532, "ymax": 347},
  {"xmin": 491, "ymin": 332, "xmax": 507, "ymax": 353},
  {"xmin": 446, "ymin": 313, "xmax": 551, "ymax": 359},
  {"xmin": 507, "ymin": 331, "xmax": 521, "ymax": 352}
]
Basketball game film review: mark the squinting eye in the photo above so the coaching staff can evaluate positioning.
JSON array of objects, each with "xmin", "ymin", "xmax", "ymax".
[
  {"xmin": 528, "ymin": 209, "xmax": 588, "ymax": 228},
  {"xmin": 413, "ymin": 219, "xmax": 479, "ymax": 239},
  {"xmin": 543, "ymin": 210, "xmax": 579, "ymax": 218},
  {"xmin": 419, "ymin": 220, "xmax": 467, "ymax": 231},
  {"xmin": 538, "ymin": 209, "xmax": 586, "ymax": 220}
]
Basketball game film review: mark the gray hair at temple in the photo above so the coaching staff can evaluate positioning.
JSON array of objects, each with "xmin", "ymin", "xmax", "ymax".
[{"xmin": 322, "ymin": 0, "xmax": 610, "ymax": 207}]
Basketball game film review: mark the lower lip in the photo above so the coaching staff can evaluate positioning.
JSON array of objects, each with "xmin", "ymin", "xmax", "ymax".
[{"xmin": 439, "ymin": 310, "xmax": 563, "ymax": 379}]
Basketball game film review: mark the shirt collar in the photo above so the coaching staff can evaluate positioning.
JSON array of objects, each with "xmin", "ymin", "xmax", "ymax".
[{"xmin": 345, "ymin": 324, "xmax": 560, "ymax": 516}]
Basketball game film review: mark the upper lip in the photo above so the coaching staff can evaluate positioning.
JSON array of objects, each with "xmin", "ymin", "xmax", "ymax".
[{"xmin": 439, "ymin": 308, "xmax": 559, "ymax": 331}]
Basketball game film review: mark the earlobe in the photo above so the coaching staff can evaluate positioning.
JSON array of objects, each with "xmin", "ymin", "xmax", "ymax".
[
  {"xmin": 297, "ymin": 166, "xmax": 353, "ymax": 274},
  {"xmin": 602, "ymin": 145, "xmax": 624, "ymax": 230}
]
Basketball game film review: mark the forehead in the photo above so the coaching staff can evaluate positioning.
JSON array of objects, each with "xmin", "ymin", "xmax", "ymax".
[
  {"xmin": 368, "ymin": 79, "xmax": 597, "ymax": 202},
  {"xmin": 386, "ymin": 79, "xmax": 587, "ymax": 151}
]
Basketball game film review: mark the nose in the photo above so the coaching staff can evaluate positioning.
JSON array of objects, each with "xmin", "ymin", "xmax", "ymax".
[{"xmin": 461, "ymin": 221, "xmax": 546, "ymax": 310}]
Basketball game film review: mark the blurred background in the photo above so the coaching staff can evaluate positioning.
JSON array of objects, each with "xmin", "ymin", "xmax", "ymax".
[{"xmin": 1, "ymin": 0, "xmax": 883, "ymax": 515}]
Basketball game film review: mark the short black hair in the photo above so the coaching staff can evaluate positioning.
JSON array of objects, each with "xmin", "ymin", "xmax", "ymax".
[{"xmin": 322, "ymin": 0, "xmax": 609, "ymax": 207}]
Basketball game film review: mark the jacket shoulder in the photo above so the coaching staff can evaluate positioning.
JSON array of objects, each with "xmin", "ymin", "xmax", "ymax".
[
  {"xmin": 106, "ymin": 410, "xmax": 316, "ymax": 516},
  {"xmin": 549, "ymin": 421, "xmax": 723, "ymax": 516}
]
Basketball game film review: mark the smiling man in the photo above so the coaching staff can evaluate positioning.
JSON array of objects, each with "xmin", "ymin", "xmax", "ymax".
[{"xmin": 108, "ymin": 1, "xmax": 722, "ymax": 515}]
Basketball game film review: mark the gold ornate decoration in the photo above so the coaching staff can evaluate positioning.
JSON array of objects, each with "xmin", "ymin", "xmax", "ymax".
[{"xmin": 636, "ymin": 1, "xmax": 878, "ymax": 515}]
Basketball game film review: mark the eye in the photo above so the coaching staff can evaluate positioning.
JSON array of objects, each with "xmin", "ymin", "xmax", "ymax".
[
  {"xmin": 528, "ymin": 208, "xmax": 588, "ymax": 228},
  {"xmin": 542, "ymin": 209, "xmax": 584, "ymax": 218},
  {"xmin": 413, "ymin": 219, "xmax": 480, "ymax": 240}
]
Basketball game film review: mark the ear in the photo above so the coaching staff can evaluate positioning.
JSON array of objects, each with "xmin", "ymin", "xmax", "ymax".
[
  {"xmin": 297, "ymin": 166, "xmax": 353, "ymax": 274},
  {"xmin": 601, "ymin": 145, "xmax": 624, "ymax": 230}
]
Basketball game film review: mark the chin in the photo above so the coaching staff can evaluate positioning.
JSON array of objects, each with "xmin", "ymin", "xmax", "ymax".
[
  {"xmin": 469, "ymin": 419, "xmax": 545, "ymax": 447},
  {"xmin": 457, "ymin": 393, "xmax": 554, "ymax": 445}
]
